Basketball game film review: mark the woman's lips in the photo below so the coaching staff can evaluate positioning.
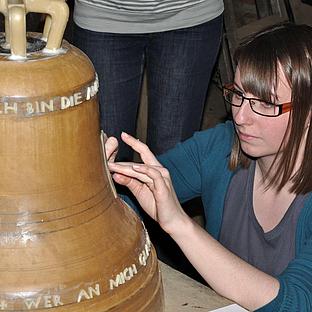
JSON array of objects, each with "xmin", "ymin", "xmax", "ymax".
[{"xmin": 237, "ymin": 130, "xmax": 257, "ymax": 141}]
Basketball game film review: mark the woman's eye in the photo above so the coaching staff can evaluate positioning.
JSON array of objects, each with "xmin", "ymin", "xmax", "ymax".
[
  {"xmin": 232, "ymin": 93, "xmax": 241, "ymax": 100},
  {"xmin": 260, "ymin": 101, "xmax": 274, "ymax": 108},
  {"xmin": 250, "ymin": 99, "xmax": 258, "ymax": 106},
  {"xmin": 233, "ymin": 90, "xmax": 243, "ymax": 100}
]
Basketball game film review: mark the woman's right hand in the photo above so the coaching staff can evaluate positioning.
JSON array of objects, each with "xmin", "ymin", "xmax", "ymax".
[
  {"xmin": 102, "ymin": 131, "xmax": 118, "ymax": 163},
  {"xmin": 108, "ymin": 132, "xmax": 187, "ymax": 233},
  {"xmin": 106, "ymin": 132, "xmax": 160, "ymax": 219}
]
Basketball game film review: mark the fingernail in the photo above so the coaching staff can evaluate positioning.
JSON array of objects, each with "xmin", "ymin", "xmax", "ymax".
[
  {"xmin": 121, "ymin": 132, "xmax": 129, "ymax": 137},
  {"xmin": 132, "ymin": 164, "xmax": 141, "ymax": 170}
]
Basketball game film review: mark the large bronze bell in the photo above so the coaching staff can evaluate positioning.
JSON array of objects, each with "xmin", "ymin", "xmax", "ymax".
[{"xmin": 0, "ymin": 1, "xmax": 164, "ymax": 310}]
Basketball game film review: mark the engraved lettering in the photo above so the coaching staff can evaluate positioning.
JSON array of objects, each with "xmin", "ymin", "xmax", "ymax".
[
  {"xmin": 24, "ymin": 297, "xmax": 41, "ymax": 309},
  {"xmin": 88, "ymin": 284, "xmax": 101, "ymax": 298},
  {"xmin": 0, "ymin": 77, "xmax": 99, "ymax": 116},
  {"xmin": 145, "ymin": 242, "xmax": 150, "ymax": 258},
  {"xmin": 109, "ymin": 264, "xmax": 138, "ymax": 290},
  {"xmin": 4, "ymin": 102, "xmax": 17, "ymax": 114},
  {"xmin": 61, "ymin": 96, "xmax": 71, "ymax": 109},
  {"xmin": 40, "ymin": 99, "xmax": 54, "ymax": 112},
  {"xmin": 109, "ymin": 272, "xmax": 125, "ymax": 290},
  {"xmin": 77, "ymin": 284, "xmax": 101, "ymax": 303},
  {"xmin": 52, "ymin": 295, "xmax": 63, "ymax": 307},
  {"xmin": 94, "ymin": 76, "xmax": 99, "ymax": 92},
  {"xmin": 0, "ymin": 300, "xmax": 8, "ymax": 310},
  {"xmin": 35, "ymin": 101, "xmax": 40, "ymax": 113},
  {"xmin": 139, "ymin": 242, "xmax": 151, "ymax": 266},
  {"xmin": 139, "ymin": 252, "xmax": 147, "ymax": 266},
  {"xmin": 86, "ymin": 79, "xmax": 99, "ymax": 101},
  {"xmin": 77, "ymin": 289, "xmax": 90, "ymax": 302},
  {"xmin": 146, "ymin": 232, "xmax": 151, "ymax": 247},
  {"xmin": 74, "ymin": 92, "xmax": 83, "ymax": 105},
  {"xmin": 86, "ymin": 87, "xmax": 91, "ymax": 101},
  {"xmin": 26, "ymin": 102, "xmax": 35, "ymax": 114},
  {"xmin": 61, "ymin": 95, "xmax": 81, "ymax": 109},
  {"xmin": 124, "ymin": 264, "xmax": 138, "ymax": 281},
  {"xmin": 24, "ymin": 295, "xmax": 63, "ymax": 309},
  {"xmin": 43, "ymin": 295, "xmax": 52, "ymax": 308}
]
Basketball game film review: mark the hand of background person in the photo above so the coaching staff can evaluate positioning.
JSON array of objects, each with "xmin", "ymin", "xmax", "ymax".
[{"xmin": 108, "ymin": 132, "xmax": 188, "ymax": 233}]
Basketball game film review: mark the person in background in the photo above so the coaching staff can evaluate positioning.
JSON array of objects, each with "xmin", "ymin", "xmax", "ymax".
[
  {"xmin": 105, "ymin": 23, "xmax": 312, "ymax": 311},
  {"xmin": 73, "ymin": 0, "xmax": 223, "ymax": 160}
]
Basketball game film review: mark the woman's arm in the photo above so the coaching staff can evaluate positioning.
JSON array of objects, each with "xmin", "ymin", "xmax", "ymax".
[
  {"xmin": 168, "ymin": 211, "xmax": 279, "ymax": 311},
  {"xmin": 108, "ymin": 139, "xmax": 280, "ymax": 311}
]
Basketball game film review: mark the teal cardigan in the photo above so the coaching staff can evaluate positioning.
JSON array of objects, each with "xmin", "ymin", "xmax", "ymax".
[{"xmin": 158, "ymin": 121, "xmax": 312, "ymax": 311}]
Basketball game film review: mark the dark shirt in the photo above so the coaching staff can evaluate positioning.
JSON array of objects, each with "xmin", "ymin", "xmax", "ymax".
[{"xmin": 219, "ymin": 161, "xmax": 306, "ymax": 276}]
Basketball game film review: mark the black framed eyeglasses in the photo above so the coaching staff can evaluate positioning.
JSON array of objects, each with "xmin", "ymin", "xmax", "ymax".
[{"xmin": 222, "ymin": 84, "xmax": 292, "ymax": 117}]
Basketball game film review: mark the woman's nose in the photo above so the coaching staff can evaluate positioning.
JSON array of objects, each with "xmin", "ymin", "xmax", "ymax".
[{"xmin": 232, "ymin": 99, "xmax": 253, "ymax": 125}]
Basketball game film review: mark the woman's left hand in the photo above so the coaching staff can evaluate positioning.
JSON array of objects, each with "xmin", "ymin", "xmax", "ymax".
[{"xmin": 132, "ymin": 163, "xmax": 187, "ymax": 233}]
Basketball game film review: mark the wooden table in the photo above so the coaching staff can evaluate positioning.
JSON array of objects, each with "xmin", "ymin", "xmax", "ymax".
[{"xmin": 160, "ymin": 262, "xmax": 233, "ymax": 311}]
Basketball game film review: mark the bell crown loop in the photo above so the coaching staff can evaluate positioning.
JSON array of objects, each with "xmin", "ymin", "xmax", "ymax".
[{"xmin": 0, "ymin": 0, "xmax": 69, "ymax": 59}]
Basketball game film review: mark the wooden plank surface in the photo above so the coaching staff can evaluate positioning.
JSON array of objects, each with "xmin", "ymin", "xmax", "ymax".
[{"xmin": 160, "ymin": 262, "xmax": 233, "ymax": 311}]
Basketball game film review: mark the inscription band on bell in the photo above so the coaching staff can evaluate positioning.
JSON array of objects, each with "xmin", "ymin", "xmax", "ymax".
[{"xmin": 0, "ymin": 74, "xmax": 99, "ymax": 117}]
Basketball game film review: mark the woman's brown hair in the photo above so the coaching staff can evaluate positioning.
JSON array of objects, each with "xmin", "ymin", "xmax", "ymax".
[{"xmin": 229, "ymin": 23, "xmax": 312, "ymax": 194}]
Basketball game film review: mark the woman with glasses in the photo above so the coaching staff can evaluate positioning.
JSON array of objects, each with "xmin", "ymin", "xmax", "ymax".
[{"xmin": 106, "ymin": 23, "xmax": 312, "ymax": 311}]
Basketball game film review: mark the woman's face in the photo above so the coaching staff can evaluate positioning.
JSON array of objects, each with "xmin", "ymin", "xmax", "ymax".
[{"xmin": 232, "ymin": 68, "xmax": 291, "ymax": 162}]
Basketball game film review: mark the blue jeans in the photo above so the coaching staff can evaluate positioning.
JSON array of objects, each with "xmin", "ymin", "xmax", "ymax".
[{"xmin": 73, "ymin": 15, "xmax": 223, "ymax": 160}]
